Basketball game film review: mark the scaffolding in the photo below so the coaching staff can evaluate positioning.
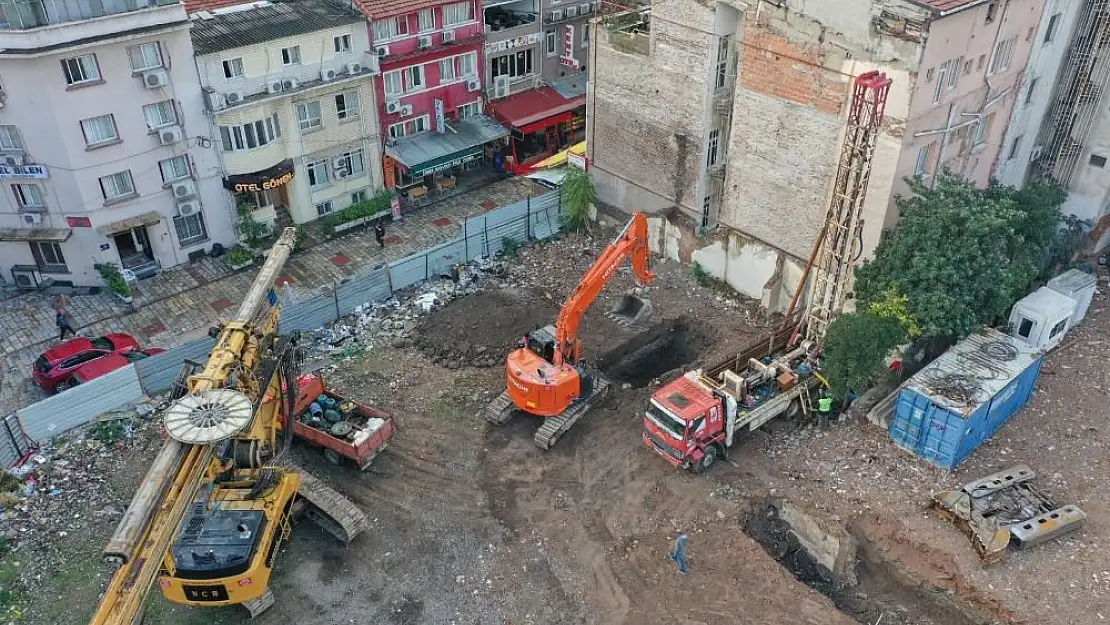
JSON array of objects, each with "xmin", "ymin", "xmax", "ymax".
[{"xmin": 1035, "ymin": 0, "xmax": 1110, "ymax": 185}]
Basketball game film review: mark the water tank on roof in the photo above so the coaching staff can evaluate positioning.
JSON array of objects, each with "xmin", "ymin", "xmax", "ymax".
[
  {"xmin": 1047, "ymin": 268, "xmax": 1096, "ymax": 327},
  {"xmin": 1007, "ymin": 287, "xmax": 1077, "ymax": 351}
]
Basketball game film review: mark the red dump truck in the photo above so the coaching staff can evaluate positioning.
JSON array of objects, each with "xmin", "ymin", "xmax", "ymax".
[{"xmin": 290, "ymin": 374, "xmax": 396, "ymax": 470}]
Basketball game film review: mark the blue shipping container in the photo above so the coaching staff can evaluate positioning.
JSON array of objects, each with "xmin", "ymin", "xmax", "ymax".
[{"xmin": 888, "ymin": 328, "xmax": 1044, "ymax": 470}]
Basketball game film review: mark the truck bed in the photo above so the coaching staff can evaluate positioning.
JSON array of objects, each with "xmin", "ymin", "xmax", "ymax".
[{"xmin": 293, "ymin": 375, "xmax": 396, "ymax": 470}]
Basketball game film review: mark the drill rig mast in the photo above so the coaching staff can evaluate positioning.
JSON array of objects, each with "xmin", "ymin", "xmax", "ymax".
[{"xmin": 90, "ymin": 228, "xmax": 367, "ymax": 625}]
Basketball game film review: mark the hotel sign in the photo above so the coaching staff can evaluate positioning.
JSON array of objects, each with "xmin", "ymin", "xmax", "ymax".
[
  {"xmin": 223, "ymin": 158, "xmax": 295, "ymax": 193},
  {"xmin": 560, "ymin": 25, "xmax": 580, "ymax": 68},
  {"xmin": 486, "ymin": 32, "xmax": 542, "ymax": 54},
  {"xmin": 0, "ymin": 164, "xmax": 48, "ymax": 179}
]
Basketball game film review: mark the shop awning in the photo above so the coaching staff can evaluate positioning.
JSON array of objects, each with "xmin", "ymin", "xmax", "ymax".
[
  {"xmin": 385, "ymin": 115, "xmax": 509, "ymax": 178},
  {"xmin": 488, "ymin": 86, "xmax": 586, "ymax": 133},
  {"xmin": 97, "ymin": 210, "xmax": 163, "ymax": 237},
  {"xmin": 529, "ymin": 141, "xmax": 587, "ymax": 170},
  {"xmin": 0, "ymin": 227, "xmax": 72, "ymax": 242}
]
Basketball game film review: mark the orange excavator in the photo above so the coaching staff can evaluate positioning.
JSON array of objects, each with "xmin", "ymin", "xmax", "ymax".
[{"xmin": 484, "ymin": 212, "xmax": 655, "ymax": 449}]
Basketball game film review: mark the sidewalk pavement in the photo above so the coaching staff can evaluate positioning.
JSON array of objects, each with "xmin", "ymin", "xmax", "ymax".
[{"xmin": 0, "ymin": 177, "xmax": 535, "ymax": 415}]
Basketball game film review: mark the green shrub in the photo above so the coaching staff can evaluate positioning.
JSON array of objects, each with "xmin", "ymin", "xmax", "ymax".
[
  {"xmin": 320, "ymin": 190, "xmax": 395, "ymax": 235},
  {"xmin": 691, "ymin": 262, "xmax": 713, "ymax": 287},
  {"xmin": 94, "ymin": 262, "xmax": 131, "ymax": 298},
  {"xmin": 501, "ymin": 236, "xmax": 520, "ymax": 258},
  {"xmin": 293, "ymin": 226, "xmax": 309, "ymax": 252},
  {"xmin": 236, "ymin": 203, "xmax": 269, "ymax": 248},
  {"xmin": 561, "ymin": 168, "xmax": 595, "ymax": 234},
  {"xmin": 226, "ymin": 246, "xmax": 255, "ymax": 266},
  {"xmin": 821, "ymin": 311, "xmax": 907, "ymax": 400}
]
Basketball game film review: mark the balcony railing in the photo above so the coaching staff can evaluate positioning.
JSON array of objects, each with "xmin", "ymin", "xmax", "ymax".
[{"xmin": 0, "ymin": 0, "xmax": 179, "ymax": 30}]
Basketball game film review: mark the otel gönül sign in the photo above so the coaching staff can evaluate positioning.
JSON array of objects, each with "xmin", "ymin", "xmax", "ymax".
[{"xmin": 222, "ymin": 158, "xmax": 295, "ymax": 193}]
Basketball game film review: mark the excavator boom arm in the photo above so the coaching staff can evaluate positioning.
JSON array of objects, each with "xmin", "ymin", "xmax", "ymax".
[{"xmin": 553, "ymin": 212, "xmax": 653, "ymax": 363}]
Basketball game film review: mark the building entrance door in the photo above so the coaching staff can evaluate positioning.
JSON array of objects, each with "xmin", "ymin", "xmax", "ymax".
[{"xmin": 114, "ymin": 227, "xmax": 155, "ymax": 272}]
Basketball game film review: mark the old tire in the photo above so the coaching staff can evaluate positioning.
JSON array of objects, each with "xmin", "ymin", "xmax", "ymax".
[
  {"xmin": 323, "ymin": 448, "xmax": 343, "ymax": 465},
  {"xmin": 785, "ymin": 398, "xmax": 803, "ymax": 420},
  {"xmin": 695, "ymin": 445, "xmax": 718, "ymax": 473}
]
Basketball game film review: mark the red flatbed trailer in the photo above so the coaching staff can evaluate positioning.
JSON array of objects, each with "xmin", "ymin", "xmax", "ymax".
[{"xmin": 291, "ymin": 374, "xmax": 396, "ymax": 470}]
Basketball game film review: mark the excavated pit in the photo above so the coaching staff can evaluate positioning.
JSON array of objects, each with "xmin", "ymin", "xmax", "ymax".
[
  {"xmin": 743, "ymin": 499, "xmax": 991, "ymax": 625},
  {"xmin": 595, "ymin": 317, "xmax": 709, "ymax": 387}
]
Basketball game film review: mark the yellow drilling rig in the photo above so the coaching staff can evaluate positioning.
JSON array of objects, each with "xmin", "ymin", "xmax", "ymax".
[{"xmin": 89, "ymin": 228, "xmax": 367, "ymax": 624}]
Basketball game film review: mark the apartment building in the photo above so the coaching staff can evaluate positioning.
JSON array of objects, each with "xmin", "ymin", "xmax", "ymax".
[
  {"xmin": 587, "ymin": 0, "xmax": 1044, "ymax": 310},
  {"xmin": 0, "ymin": 0, "xmax": 231, "ymax": 289},
  {"xmin": 190, "ymin": 0, "xmax": 383, "ymax": 226},
  {"xmin": 352, "ymin": 0, "xmax": 506, "ymax": 191},
  {"xmin": 484, "ymin": 0, "xmax": 593, "ymax": 171}
]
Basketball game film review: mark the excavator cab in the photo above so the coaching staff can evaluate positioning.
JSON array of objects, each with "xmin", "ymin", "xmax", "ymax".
[{"xmin": 607, "ymin": 292, "xmax": 653, "ymax": 326}]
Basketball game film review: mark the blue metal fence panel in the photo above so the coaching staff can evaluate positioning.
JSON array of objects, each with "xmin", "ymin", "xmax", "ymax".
[
  {"xmin": 283, "ymin": 296, "xmax": 339, "ymax": 333},
  {"xmin": 388, "ymin": 251, "xmax": 430, "ymax": 291},
  {"xmin": 19, "ymin": 365, "xmax": 144, "ymax": 443},
  {"xmin": 425, "ymin": 237, "xmax": 467, "ymax": 279},
  {"xmin": 134, "ymin": 337, "xmax": 216, "ymax": 395},
  {"xmin": 336, "ymin": 267, "xmax": 392, "ymax": 314}
]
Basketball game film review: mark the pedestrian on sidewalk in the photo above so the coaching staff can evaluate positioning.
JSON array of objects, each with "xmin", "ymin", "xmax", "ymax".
[
  {"xmin": 55, "ymin": 308, "xmax": 75, "ymax": 341},
  {"xmin": 374, "ymin": 220, "xmax": 386, "ymax": 248},
  {"xmin": 669, "ymin": 533, "xmax": 689, "ymax": 575}
]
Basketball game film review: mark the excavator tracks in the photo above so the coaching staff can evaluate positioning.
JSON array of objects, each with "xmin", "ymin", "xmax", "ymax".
[
  {"xmin": 483, "ymin": 376, "xmax": 611, "ymax": 450},
  {"xmin": 484, "ymin": 390, "xmax": 518, "ymax": 425},
  {"xmin": 283, "ymin": 461, "xmax": 369, "ymax": 543}
]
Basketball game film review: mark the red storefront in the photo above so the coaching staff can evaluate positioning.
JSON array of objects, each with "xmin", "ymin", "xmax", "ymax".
[{"xmin": 488, "ymin": 86, "xmax": 585, "ymax": 174}]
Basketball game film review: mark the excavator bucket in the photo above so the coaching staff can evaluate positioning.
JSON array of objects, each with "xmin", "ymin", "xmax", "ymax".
[
  {"xmin": 607, "ymin": 293, "xmax": 653, "ymax": 326},
  {"xmin": 932, "ymin": 490, "xmax": 1011, "ymax": 565}
]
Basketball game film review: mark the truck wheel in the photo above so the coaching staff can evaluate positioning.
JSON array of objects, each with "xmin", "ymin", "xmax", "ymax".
[
  {"xmin": 785, "ymin": 398, "xmax": 803, "ymax": 420},
  {"xmin": 695, "ymin": 446, "xmax": 718, "ymax": 473},
  {"xmin": 323, "ymin": 448, "xmax": 343, "ymax": 465}
]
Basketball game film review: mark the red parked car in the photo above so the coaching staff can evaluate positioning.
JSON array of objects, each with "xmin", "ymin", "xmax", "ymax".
[
  {"xmin": 32, "ymin": 333, "xmax": 141, "ymax": 393},
  {"xmin": 69, "ymin": 348, "xmax": 166, "ymax": 387}
]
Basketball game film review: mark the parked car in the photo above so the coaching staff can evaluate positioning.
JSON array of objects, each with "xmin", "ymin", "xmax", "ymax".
[
  {"xmin": 32, "ymin": 333, "xmax": 141, "ymax": 393},
  {"xmin": 69, "ymin": 348, "xmax": 166, "ymax": 387}
]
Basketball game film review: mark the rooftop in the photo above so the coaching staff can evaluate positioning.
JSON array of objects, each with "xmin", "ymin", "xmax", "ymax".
[
  {"xmin": 189, "ymin": 0, "xmax": 365, "ymax": 55},
  {"xmin": 487, "ymin": 86, "xmax": 585, "ymax": 130},
  {"xmin": 350, "ymin": 0, "xmax": 441, "ymax": 19},
  {"xmin": 909, "ymin": 0, "xmax": 992, "ymax": 15}
]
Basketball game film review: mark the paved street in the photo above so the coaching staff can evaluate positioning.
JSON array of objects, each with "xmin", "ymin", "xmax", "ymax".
[{"xmin": 0, "ymin": 177, "xmax": 535, "ymax": 414}]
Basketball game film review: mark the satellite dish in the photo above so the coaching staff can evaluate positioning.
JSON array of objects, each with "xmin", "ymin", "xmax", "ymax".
[{"xmin": 164, "ymin": 389, "xmax": 255, "ymax": 444}]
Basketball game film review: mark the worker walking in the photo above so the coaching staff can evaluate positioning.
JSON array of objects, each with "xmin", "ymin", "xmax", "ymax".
[
  {"xmin": 817, "ymin": 390, "xmax": 834, "ymax": 428},
  {"xmin": 374, "ymin": 220, "xmax": 386, "ymax": 248},
  {"xmin": 669, "ymin": 533, "xmax": 689, "ymax": 575}
]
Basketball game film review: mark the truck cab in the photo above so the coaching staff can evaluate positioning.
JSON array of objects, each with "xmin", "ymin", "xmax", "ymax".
[{"xmin": 642, "ymin": 375, "xmax": 726, "ymax": 472}]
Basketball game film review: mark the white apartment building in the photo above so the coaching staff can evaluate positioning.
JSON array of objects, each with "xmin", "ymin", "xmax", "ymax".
[
  {"xmin": 190, "ymin": 0, "xmax": 383, "ymax": 227},
  {"xmin": 0, "ymin": 0, "xmax": 232, "ymax": 289}
]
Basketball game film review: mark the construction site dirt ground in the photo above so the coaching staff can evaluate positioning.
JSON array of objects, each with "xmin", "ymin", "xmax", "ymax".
[{"xmin": 16, "ymin": 228, "xmax": 1109, "ymax": 625}]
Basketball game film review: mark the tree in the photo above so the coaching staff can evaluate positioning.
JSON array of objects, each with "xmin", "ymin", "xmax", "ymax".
[
  {"xmin": 561, "ymin": 168, "xmax": 596, "ymax": 233},
  {"xmin": 854, "ymin": 173, "xmax": 1064, "ymax": 340},
  {"xmin": 821, "ymin": 311, "xmax": 907, "ymax": 400}
]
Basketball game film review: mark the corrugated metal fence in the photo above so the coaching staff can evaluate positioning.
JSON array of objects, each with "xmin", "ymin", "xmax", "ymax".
[{"xmin": 1, "ymin": 190, "xmax": 563, "ymax": 459}]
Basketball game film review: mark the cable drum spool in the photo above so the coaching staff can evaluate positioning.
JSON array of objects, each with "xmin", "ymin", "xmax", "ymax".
[{"xmin": 164, "ymin": 389, "xmax": 255, "ymax": 444}]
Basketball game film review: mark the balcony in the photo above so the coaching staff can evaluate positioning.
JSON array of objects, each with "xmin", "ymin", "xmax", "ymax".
[
  {"xmin": 485, "ymin": 5, "xmax": 538, "ymax": 42},
  {"xmin": 0, "ymin": 0, "xmax": 184, "ymax": 53}
]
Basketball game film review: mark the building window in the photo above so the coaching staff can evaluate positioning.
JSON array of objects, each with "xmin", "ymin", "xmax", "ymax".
[
  {"xmin": 948, "ymin": 56, "xmax": 962, "ymax": 88},
  {"xmin": 351, "ymin": 189, "xmax": 368, "ymax": 204},
  {"xmin": 61, "ymin": 54, "xmax": 100, "ymax": 85},
  {"xmin": 458, "ymin": 52, "xmax": 477, "ymax": 77},
  {"xmin": 219, "ymin": 114, "xmax": 282, "ymax": 152},
  {"xmin": 159, "ymin": 155, "xmax": 191, "ymax": 183},
  {"xmin": 307, "ymin": 160, "xmax": 330, "ymax": 188},
  {"xmin": 80, "ymin": 114, "xmax": 119, "ymax": 147},
  {"xmin": 12, "ymin": 183, "xmax": 43, "ymax": 208},
  {"xmin": 963, "ymin": 59, "xmax": 973, "ymax": 75},
  {"xmin": 374, "ymin": 16, "xmax": 409, "ymax": 41},
  {"xmin": 491, "ymin": 50, "xmax": 534, "ymax": 79},
  {"xmin": 439, "ymin": 57, "xmax": 457, "ymax": 82},
  {"xmin": 1008, "ymin": 135, "xmax": 1022, "ymax": 161},
  {"xmin": 418, "ymin": 8, "xmax": 435, "ymax": 32},
  {"xmin": 335, "ymin": 149, "xmax": 365, "ymax": 177},
  {"xmin": 335, "ymin": 91, "xmax": 359, "ymax": 120},
  {"xmin": 914, "ymin": 143, "xmax": 934, "ymax": 177},
  {"xmin": 142, "ymin": 100, "xmax": 176, "ymax": 129},
  {"xmin": 31, "ymin": 242, "xmax": 67, "ymax": 273},
  {"xmin": 987, "ymin": 37, "xmax": 1015, "ymax": 75},
  {"xmin": 443, "ymin": 1, "xmax": 472, "ymax": 26},
  {"xmin": 706, "ymin": 129, "xmax": 719, "ymax": 167},
  {"xmin": 1090, "ymin": 154, "xmax": 1107, "ymax": 168},
  {"xmin": 223, "ymin": 57, "xmax": 244, "ymax": 79},
  {"xmin": 1044, "ymin": 13, "xmax": 1061, "ymax": 43},
  {"xmin": 405, "ymin": 65, "xmax": 424, "ymax": 91},
  {"xmin": 174, "ymin": 212, "xmax": 207, "ymax": 247},
  {"xmin": 126, "ymin": 42, "xmax": 162, "ymax": 72},
  {"xmin": 545, "ymin": 30, "xmax": 557, "ymax": 56},
  {"xmin": 384, "ymin": 70, "xmax": 403, "ymax": 96},
  {"xmin": 99, "ymin": 171, "xmax": 136, "ymax": 201},
  {"xmin": 0, "ymin": 125, "xmax": 24, "ymax": 150},
  {"xmin": 714, "ymin": 37, "xmax": 728, "ymax": 90},
  {"xmin": 281, "ymin": 46, "xmax": 302, "ymax": 66},
  {"xmin": 295, "ymin": 101, "xmax": 323, "ymax": 131},
  {"xmin": 583, "ymin": 24, "xmax": 590, "ymax": 48},
  {"xmin": 925, "ymin": 67, "xmax": 934, "ymax": 82},
  {"xmin": 457, "ymin": 101, "xmax": 479, "ymax": 119},
  {"xmin": 973, "ymin": 113, "xmax": 996, "ymax": 146},
  {"xmin": 933, "ymin": 61, "xmax": 947, "ymax": 104},
  {"xmin": 388, "ymin": 115, "xmax": 431, "ymax": 138},
  {"xmin": 334, "ymin": 34, "xmax": 352, "ymax": 53},
  {"xmin": 985, "ymin": 1, "xmax": 997, "ymax": 24},
  {"xmin": 978, "ymin": 54, "xmax": 986, "ymax": 70},
  {"xmin": 1026, "ymin": 77, "xmax": 1038, "ymax": 105},
  {"xmin": 316, "ymin": 201, "xmax": 334, "ymax": 216}
]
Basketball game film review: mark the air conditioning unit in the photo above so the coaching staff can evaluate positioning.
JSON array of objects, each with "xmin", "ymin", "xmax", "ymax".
[
  {"xmin": 267, "ymin": 81, "xmax": 284, "ymax": 94},
  {"xmin": 376, "ymin": 45, "xmax": 390, "ymax": 57},
  {"xmin": 467, "ymin": 78, "xmax": 481, "ymax": 92},
  {"xmin": 206, "ymin": 91, "xmax": 226, "ymax": 111},
  {"xmin": 4, "ymin": 154, "xmax": 24, "ymax": 167},
  {"xmin": 333, "ymin": 157, "xmax": 351, "ymax": 178},
  {"xmin": 282, "ymin": 78, "xmax": 298, "ymax": 90},
  {"xmin": 176, "ymin": 200, "xmax": 200, "ymax": 217},
  {"xmin": 320, "ymin": 68, "xmax": 338, "ymax": 82},
  {"xmin": 441, "ymin": 30, "xmax": 455, "ymax": 43},
  {"xmin": 21, "ymin": 213, "xmax": 42, "ymax": 226},
  {"xmin": 418, "ymin": 35, "xmax": 433, "ymax": 49},
  {"xmin": 549, "ymin": 10, "xmax": 563, "ymax": 22},
  {"xmin": 580, "ymin": 2, "xmax": 592, "ymax": 13},
  {"xmin": 400, "ymin": 104, "xmax": 413, "ymax": 116},
  {"xmin": 494, "ymin": 75, "xmax": 510, "ymax": 99},
  {"xmin": 345, "ymin": 62, "xmax": 363, "ymax": 75},
  {"xmin": 143, "ymin": 69, "xmax": 169, "ymax": 89},
  {"xmin": 225, "ymin": 91, "xmax": 244, "ymax": 105},
  {"xmin": 565, "ymin": 6, "xmax": 578, "ymax": 17},
  {"xmin": 159, "ymin": 126, "xmax": 183, "ymax": 145},
  {"xmin": 172, "ymin": 180, "xmax": 197, "ymax": 199},
  {"xmin": 385, "ymin": 100, "xmax": 402, "ymax": 114}
]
